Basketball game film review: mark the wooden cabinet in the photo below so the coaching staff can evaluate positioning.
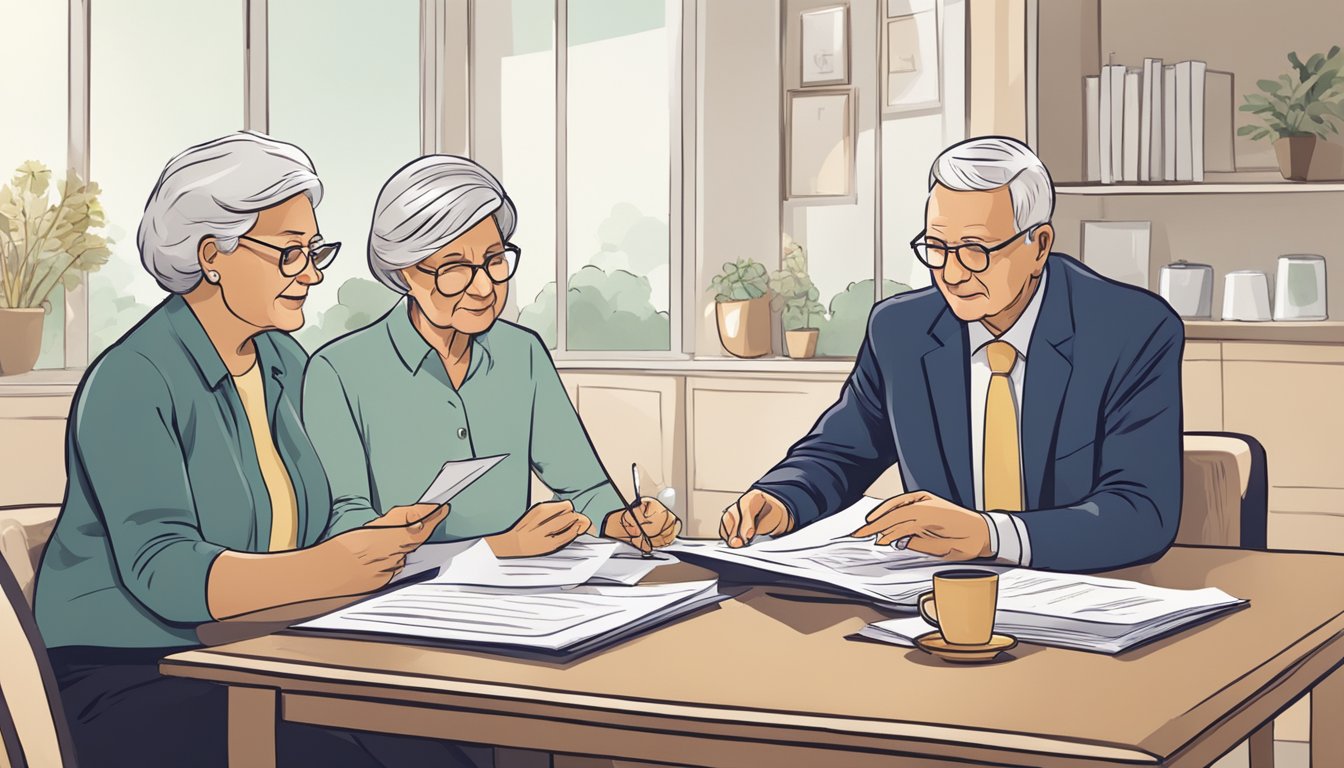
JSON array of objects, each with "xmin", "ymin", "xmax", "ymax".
[
  {"xmin": 1182, "ymin": 341, "xmax": 1223, "ymax": 431},
  {"xmin": 0, "ymin": 394, "xmax": 72, "ymax": 506}
]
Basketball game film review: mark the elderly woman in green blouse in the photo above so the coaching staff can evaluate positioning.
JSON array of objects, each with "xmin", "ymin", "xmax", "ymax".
[
  {"xmin": 32, "ymin": 133, "xmax": 467, "ymax": 768},
  {"xmin": 303, "ymin": 155, "xmax": 679, "ymax": 556}
]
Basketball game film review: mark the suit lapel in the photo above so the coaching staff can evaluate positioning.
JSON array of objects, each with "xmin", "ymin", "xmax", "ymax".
[
  {"xmin": 920, "ymin": 307, "xmax": 974, "ymax": 507},
  {"xmin": 1021, "ymin": 267, "xmax": 1075, "ymax": 509}
]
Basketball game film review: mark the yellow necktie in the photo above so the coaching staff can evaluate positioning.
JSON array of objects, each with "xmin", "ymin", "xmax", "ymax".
[{"xmin": 983, "ymin": 340, "xmax": 1023, "ymax": 512}]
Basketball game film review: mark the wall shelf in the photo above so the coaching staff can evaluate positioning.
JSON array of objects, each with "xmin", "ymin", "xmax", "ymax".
[
  {"xmin": 1184, "ymin": 320, "xmax": 1344, "ymax": 344},
  {"xmin": 1057, "ymin": 181, "xmax": 1344, "ymax": 196}
]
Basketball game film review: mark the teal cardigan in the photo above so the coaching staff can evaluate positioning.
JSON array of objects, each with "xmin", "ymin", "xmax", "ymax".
[{"xmin": 34, "ymin": 296, "xmax": 333, "ymax": 649}]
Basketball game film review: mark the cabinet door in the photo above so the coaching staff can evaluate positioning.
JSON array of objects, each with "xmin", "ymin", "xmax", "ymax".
[
  {"xmin": 0, "ymin": 395, "xmax": 72, "ymax": 506},
  {"xmin": 547, "ymin": 372, "xmax": 684, "ymax": 518},
  {"xmin": 1181, "ymin": 341, "xmax": 1222, "ymax": 431}
]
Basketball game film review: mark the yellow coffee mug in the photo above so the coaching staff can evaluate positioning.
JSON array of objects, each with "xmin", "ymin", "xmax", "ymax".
[{"xmin": 918, "ymin": 569, "xmax": 999, "ymax": 646}]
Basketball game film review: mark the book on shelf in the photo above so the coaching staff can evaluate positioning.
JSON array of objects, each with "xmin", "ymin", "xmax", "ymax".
[
  {"xmin": 1140, "ymin": 58, "xmax": 1163, "ymax": 182},
  {"xmin": 1085, "ymin": 75, "xmax": 1101, "ymax": 182},
  {"xmin": 1105, "ymin": 63, "xmax": 1126, "ymax": 184},
  {"xmin": 1190, "ymin": 60, "xmax": 1207, "ymax": 181},
  {"xmin": 1122, "ymin": 69, "xmax": 1141, "ymax": 181},
  {"xmin": 1163, "ymin": 64, "xmax": 1177, "ymax": 181}
]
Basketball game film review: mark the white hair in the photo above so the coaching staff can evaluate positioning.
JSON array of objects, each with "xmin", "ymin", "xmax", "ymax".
[
  {"xmin": 137, "ymin": 131, "xmax": 323, "ymax": 293},
  {"xmin": 928, "ymin": 136, "xmax": 1055, "ymax": 240},
  {"xmin": 368, "ymin": 155, "xmax": 517, "ymax": 294}
]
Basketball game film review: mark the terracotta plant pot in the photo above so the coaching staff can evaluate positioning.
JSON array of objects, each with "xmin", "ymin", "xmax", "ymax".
[
  {"xmin": 0, "ymin": 308, "xmax": 45, "ymax": 376},
  {"xmin": 1273, "ymin": 136, "xmax": 1344, "ymax": 181},
  {"xmin": 785, "ymin": 328, "xmax": 819, "ymax": 359},
  {"xmin": 715, "ymin": 297, "xmax": 772, "ymax": 358}
]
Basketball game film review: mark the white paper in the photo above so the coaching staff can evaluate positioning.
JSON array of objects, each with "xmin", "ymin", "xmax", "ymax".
[
  {"xmin": 427, "ymin": 537, "xmax": 618, "ymax": 588},
  {"xmin": 590, "ymin": 550, "xmax": 678, "ymax": 586},
  {"xmin": 298, "ymin": 579, "xmax": 724, "ymax": 652},
  {"xmin": 418, "ymin": 454, "xmax": 508, "ymax": 505},
  {"xmin": 667, "ymin": 497, "xmax": 973, "ymax": 608},
  {"xmin": 859, "ymin": 569, "xmax": 1246, "ymax": 654}
]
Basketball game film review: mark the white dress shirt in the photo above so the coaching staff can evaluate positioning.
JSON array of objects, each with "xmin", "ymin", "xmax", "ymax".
[{"xmin": 966, "ymin": 267, "xmax": 1048, "ymax": 567}]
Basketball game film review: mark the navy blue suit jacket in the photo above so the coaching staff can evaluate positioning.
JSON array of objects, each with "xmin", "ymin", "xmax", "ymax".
[{"xmin": 753, "ymin": 254, "xmax": 1185, "ymax": 572}]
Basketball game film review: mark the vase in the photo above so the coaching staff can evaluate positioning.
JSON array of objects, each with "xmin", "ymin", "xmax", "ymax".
[
  {"xmin": 715, "ymin": 297, "xmax": 772, "ymax": 358},
  {"xmin": 0, "ymin": 308, "xmax": 45, "ymax": 376},
  {"xmin": 1273, "ymin": 136, "xmax": 1344, "ymax": 181},
  {"xmin": 784, "ymin": 328, "xmax": 819, "ymax": 359}
]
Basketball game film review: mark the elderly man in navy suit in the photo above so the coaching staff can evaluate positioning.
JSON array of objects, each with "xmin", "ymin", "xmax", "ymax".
[{"xmin": 720, "ymin": 136, "xmax": 1184, "ymax": 573}]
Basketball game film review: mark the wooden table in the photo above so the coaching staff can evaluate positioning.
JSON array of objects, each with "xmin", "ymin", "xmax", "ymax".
[{"xmin": 161, "ymin": 547, "xmax": 1344, "ymax": 767}]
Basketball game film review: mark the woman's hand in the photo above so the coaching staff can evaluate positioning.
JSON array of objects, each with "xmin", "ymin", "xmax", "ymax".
[
  {"xmin": 314, "ymin": 503, "xmax": 450, "ymax": 597},
  {"xmin": 486, "ymin": 500, "xmax": 592, "ymax": 558},
  {"xmin": 603, "ymin": 498, "xmax": 681, "ymax": 553}
]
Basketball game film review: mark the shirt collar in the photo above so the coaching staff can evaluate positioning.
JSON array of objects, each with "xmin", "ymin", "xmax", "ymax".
[
  {"xmin": 385, "ymin": 297, "xmax": 494, "ymax": 378},
  {"xmin": 163, "ymin": 294, "xmax": 231, "ymax": 388},
  {"xmin": 967, "ymin": 266, "xmax": 1049, "ymax": 357}
]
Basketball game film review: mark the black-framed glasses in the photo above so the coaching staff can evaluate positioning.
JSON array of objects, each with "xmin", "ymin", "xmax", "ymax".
[
  {"xmin": 909, "ymin": 226, "xmax": 1039, "ymax": 273},
  {"xmin": 415, "ymin": 244, "xmax": 521, "ymax": 297},
  {"xmin": 238, "ymin": 234, "xmax": 341, "ymax": 277}
]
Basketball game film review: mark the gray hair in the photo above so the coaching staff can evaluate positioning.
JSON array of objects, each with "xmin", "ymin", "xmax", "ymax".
[
  {"xmin": 137, "ymin": 131, "xmax": 323, "ymax": 293},
  {"xmin": 367, "ymin": 155, "xmax": 517, "ymax": 294},
  {"xmin": 928, "ymin": 136, "xmax": 1055, "ymax": 241}
]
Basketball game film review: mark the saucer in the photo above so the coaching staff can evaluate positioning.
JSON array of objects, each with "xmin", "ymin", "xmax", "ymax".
[{"xmin": 914, "ymin": 631, "xmax": 1018, "ymax": 662}]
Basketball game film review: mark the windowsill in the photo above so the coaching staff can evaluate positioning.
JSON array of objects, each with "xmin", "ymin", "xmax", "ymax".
[
  {"xmin": 0, "ymin": 368, "xmax": 84, "ymax": 396},
  {"xmin": 553, "ymin": 356, "xmax": 858, "ymax": 374}
]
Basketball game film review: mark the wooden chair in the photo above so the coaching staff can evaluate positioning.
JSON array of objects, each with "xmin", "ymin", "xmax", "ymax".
[
  {"xmin": 0, "ymin": 530, "xmax": 77, "ymax": 767},
  {"xmin": 1178, "ymin": 432, "xmax": 1273, "ymax": 767},
  {"xmin": 0, "ymin": 505, "xmax": 60, "ymax": 609}
]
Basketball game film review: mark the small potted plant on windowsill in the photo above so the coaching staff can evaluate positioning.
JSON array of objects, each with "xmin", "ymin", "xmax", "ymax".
[
  {"xmin": 770, "ymin": 237, "xmax": 826, "ymax": 359},
  {"xmin": 0, "ymin": 162, "xmax": 110, "ymax": 375},
  {"xmin": 708, "ymin": 258, "xmax": 771, "ymax": 358},
  {"xmin": 1239, "ymin": 47, "xmax": 1344, "ymax": 181}
]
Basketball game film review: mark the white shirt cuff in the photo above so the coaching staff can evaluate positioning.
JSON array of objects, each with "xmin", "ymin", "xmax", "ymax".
[{"xmin": 985, "ymin": 511, "xmax": 1030, "ymax": 566}]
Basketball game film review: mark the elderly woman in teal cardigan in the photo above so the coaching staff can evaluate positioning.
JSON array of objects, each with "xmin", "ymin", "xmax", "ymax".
[
  {"xmin": 33, "ymin": 133, "xmax": 471, "ymax": 768},
  {"xmin": 303, "ymin": 155, "xmax": 679, "ymax": 556}
]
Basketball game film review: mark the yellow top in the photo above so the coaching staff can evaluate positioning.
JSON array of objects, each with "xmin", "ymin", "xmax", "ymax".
[{"xmin": 233, "ymin": 363, "xmax": 299, "ymax": 551}]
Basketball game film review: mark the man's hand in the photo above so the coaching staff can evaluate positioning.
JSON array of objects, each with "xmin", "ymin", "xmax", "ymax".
[
  {"xmin": 719, "ymin": 489, "xmax": 795, "ymax": 548},
  {"xmin": 314, "ymin": 503, "xmax": 451, "ymax": 597},
  {"xmin": 849, "ymin": 491, "xmax": 993, "ymax": 560},
  {"xmin": 486, "ymin": 500, "xmax": 592, "ymax": 558},
  {"xmin": 602, "ymin": 498, "xmax": 681, "ymax": 553}
]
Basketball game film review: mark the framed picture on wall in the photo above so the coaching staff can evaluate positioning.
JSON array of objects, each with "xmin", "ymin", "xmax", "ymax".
[
  {"xmin": 883, "ymin": 0, "xmax": 941, "ymax": 114},
  {"xmin": 800, "ymin": 5, "xmax": 849, "ymax": 86},
  {"xmin": 786, "ymin": 89, "xmax": 855, "ymax": 199}
]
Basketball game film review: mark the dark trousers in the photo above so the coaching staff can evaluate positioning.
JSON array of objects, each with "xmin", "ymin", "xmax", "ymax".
[{"xmin": 49, "ymin": 646, "xmax": 493, "ymax": 768}]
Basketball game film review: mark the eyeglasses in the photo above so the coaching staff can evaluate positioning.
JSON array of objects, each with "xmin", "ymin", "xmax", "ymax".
[
  {"xmin": 909, "ymin": 226, "xmax": 1040, "ymax": 273},
  {"xmin": 238, "ymin": 235, "xmax": 341, "ymax": 277},
  {"xmin": 415, "ymin": 244, "xmax": 521, "ymax": 297}
]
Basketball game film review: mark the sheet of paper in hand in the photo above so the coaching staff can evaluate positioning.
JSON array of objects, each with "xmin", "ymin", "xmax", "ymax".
[{"xmin": 419, "ymin": 454, "xmax": 508, "ymax": 505}]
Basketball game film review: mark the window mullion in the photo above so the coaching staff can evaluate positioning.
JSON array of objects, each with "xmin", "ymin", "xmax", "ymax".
[
  {"xmin": 65, "ymin": 0, "xmax": 91, "ymax": 369},
  {"xmin": 244, "ymin": 0, "xmax": 269, "ymax": 132},
  {"xmin": 555, "ymin": 0, "xmax": 568, "ymax": 353}
]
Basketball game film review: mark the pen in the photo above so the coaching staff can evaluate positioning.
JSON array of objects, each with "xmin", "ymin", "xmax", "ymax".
[{"xmin": 625, "ymin": 462, "xmax": 654, "ymax": 558}]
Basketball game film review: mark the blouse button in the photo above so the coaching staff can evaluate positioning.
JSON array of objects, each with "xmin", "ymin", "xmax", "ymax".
[{"xmin": 457, "ymin": 427, "xmax": 468, "ymax": 440}]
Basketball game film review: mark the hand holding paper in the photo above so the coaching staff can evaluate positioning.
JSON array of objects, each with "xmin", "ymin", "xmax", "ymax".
[{"xmin": 419, "ymin": 454, "xmax": 508, "ymax": 505}]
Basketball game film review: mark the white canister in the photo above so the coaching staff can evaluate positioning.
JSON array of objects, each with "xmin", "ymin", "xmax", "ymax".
[
  {"xmin": 1159, "ymin": 261, "xmax": 1214, "ymax": 318},
  {"xmin": 1273, "ymin": 254, "xmax": 1327, "ymax": 321},
  {"xmin": 1222, "ymin": 271, "xmax": 1273, "ymax": 322}
]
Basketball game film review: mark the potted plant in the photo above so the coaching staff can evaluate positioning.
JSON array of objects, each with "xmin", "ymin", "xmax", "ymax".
[
  {"xmin": 770, "ymin": 237, "xmax": 826, "ymax": 359},
  {"xmin": 708, "ymin": 258, "xmax": 771, "ymax": 358},
  {"xmin": 1239, "ymin": 47, "xmax": 1344, "ymax": 181},
  {"xmin": 0, "ymin": 162, "xmax": 111, "ymax": 375}
]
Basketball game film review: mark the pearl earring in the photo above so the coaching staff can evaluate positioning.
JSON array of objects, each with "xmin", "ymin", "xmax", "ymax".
[{"xmin": 206, "ymin": 270, "xmax": 220, "ymax": 284}]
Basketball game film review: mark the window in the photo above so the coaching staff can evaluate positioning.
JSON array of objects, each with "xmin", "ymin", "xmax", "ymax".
[
  {"xmin": 0, "ymin": 0, "xmax": 68, "ymax": 369},
  {"xmin": 88, "ymin": 0, "xmax": 244, "ymax": 357},
  {"xmin": 269, "ymin": 0, "xmax": 417, "ymax": 352},
  {"xmin": 477, "ymin": 0, "xmax": 679, "ymax": 353}
]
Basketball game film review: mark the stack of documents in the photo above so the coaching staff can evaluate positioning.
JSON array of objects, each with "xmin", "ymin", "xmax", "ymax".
[
  {"xmin": 665, "ymin": 496, "xmax": 1246, "ymax": 653},
  {"xmin": 400, "ymin": 537, "xmax": 671, "ymax": 588},
  {"xmin": 297, "ymin": 579, "xmax": 724, "ymax": 654},
  {"xmin": 667, "ymin": 497, "xmax": 966, "ymax": 608},
  {"xmin": 859, "ymin": 569, "xmax": 1245, "ymax": 654}
]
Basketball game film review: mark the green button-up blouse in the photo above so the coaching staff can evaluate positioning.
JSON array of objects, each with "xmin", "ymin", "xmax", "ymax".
[
  {"xmin": 301, "ymin": 300, "xmax": 624, "ymax": 541},
  {"xmin": 34, "ymin": 296, "xmax": 332, "ymax": 649}
]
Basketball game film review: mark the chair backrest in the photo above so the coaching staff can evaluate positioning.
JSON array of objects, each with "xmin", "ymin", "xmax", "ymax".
[
  {"xmin": 1176, "ymin": 432, "xmax": 1268, "ymax": 549},
  {"xmin": 0, "ymin": 506, "xmax": 60, "ymax": 609},
  {"xmin": 0, "ymin": 544, "xmax": 76, "ymax": 768}
]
